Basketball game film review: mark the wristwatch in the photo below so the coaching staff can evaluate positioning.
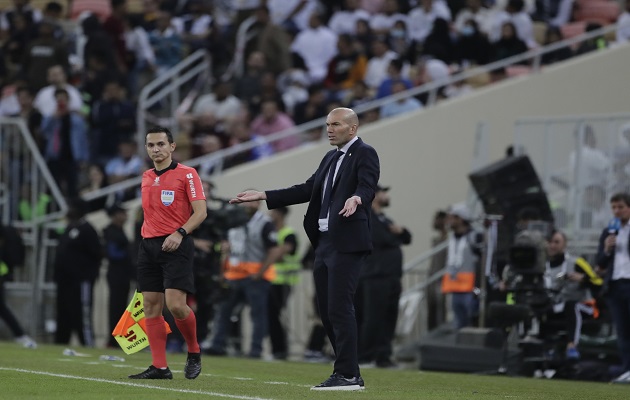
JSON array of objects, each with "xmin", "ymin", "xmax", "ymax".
[{"xmin": 176, "ymin": 227, "xmax": 188, "ymax": 238}]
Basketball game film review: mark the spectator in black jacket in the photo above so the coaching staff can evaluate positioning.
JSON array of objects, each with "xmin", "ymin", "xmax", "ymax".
[
  {"xmin": 540, "ymin": 25, "xmax": 573, "ymax": 65},
  {"xmin": 455, "ymin": 19, "xmax": 492, "ymax": 66},
  {"xmin": 53, "ymin": 198, "xmax": 102, "ymax": 346},
  {"xmin": 103, "ymin": 204, "xmax": 135, "ymax": 348},
  {"xmin": 356, "ymin": 185, "xmax": 412, "ymax": 368},
  {"xmin": 491, "ymin": 21, "xmax": 528, "ymax": 63}
]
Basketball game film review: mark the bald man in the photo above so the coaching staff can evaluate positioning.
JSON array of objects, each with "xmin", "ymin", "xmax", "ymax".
[{"xmin": 231, "ymin": 108, "xmax": 380, "ymax": 390}]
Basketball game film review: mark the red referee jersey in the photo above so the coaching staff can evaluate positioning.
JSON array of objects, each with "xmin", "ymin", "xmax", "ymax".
[{"xmin": 141, "ymin": 163, "xmax": 206, "ymax": 238}]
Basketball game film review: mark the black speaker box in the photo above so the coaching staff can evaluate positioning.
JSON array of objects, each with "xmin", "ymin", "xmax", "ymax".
[{"xmin": 469, "ymin": 156, "xmax": 554, "ymax": 261}]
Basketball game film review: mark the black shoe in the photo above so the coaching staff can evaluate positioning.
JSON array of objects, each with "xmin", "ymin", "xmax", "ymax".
[
  {"xmin": 128, "ymin": 365, "xmax": 173, "ymax": 379},
  {"xmin": 311, "ymin": 373, "xmax": 365, "ymax": 391},
  {"xmin": 185, "ymin": 352, "xmax": 202, "ymax": 379}
]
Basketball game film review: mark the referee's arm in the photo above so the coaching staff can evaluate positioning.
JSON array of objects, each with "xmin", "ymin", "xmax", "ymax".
[{"xmin": 162, "ymin": 200, "xmax": 208, "ymax": 252}]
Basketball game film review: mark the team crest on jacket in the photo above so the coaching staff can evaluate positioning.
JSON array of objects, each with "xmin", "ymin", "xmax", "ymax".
[{"xmin": 161, "ymin": 190, "xmax": 175, "ymax": 206}]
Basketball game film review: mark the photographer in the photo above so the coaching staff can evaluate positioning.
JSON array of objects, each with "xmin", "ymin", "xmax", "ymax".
[{"xmin": 541, "ymin": 230, "xmax": 602, "ymax": 360}]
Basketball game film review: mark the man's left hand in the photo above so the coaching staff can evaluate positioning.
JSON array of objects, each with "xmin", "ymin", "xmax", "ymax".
[
  {"xmin": 162, "ymin": 233, "xmax": 183, "ymax": 252},
  {"xmin": 339, "ymin": 196, "xmax": 362, "ymax": 217}
]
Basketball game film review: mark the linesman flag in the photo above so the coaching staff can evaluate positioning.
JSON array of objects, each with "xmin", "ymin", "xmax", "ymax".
[{"xmin": 112, "ymin": 290, "xmax": 172, "ymax": 355}]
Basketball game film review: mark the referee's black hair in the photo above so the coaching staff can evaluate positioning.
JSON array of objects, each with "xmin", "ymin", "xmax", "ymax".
[{"xmin": 146, "ymin": 126, "xmax": 174, "ymax": 143}]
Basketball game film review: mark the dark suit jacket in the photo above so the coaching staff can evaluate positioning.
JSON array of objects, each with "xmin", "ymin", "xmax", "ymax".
[
  {"xmin": 596, "ymin": 227, "xmax": 630, "ymax": 292},
  {"xmin": 266, "ymin": 137, "xmax": 380, "ymax": 253}
]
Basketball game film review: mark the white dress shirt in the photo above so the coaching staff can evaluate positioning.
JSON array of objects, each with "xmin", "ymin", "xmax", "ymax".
[
  {"xmin": 614, "ymin": 222, "xmax": 630, "ymax": 280},
  {"xmin": 318, "ymin": 136, "xmax": 359, "ymax": 232}
]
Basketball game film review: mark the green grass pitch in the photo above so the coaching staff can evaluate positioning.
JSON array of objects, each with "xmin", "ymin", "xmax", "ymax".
[{"xmin": 0, "ymin": 342, "xmax": 627, "ymax": 399}]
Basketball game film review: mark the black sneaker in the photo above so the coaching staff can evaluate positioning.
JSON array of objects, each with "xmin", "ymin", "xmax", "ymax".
[
  {"xmin": 185, "ymin": 352, "xmax": 202, "ymax": 379},
  {"xmin": 310, "ymin": 373, "xmax": 365, "ymax": 391},
  {"xmin": 128, "ymin": 365, "xmax": 173, "ymax": 379}
]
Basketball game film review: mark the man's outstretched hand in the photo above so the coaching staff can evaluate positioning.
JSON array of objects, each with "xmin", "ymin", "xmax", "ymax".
[{"xmin": 229, "ymin": 190, "xmax": 267, "ymax": 204}]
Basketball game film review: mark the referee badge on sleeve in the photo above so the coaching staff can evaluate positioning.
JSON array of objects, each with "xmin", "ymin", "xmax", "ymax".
[{"xmin": 161, "ymin": 190, "xmax": 175, "ymax": 206}]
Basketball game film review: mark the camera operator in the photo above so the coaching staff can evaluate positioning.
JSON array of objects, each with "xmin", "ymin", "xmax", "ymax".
[{"xmin": 541, "ymin": 230, "xmax": 602, "ymax": 360}]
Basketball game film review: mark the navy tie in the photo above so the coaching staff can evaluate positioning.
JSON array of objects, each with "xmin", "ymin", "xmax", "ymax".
[{"xmin": 319, "ymin": 150, "xmax": 343, "ymax": 219}]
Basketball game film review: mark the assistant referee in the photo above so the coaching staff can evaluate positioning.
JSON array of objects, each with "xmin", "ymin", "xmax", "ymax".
[{"xmin": 128, "ymin": 126, "xmax": 207, "ymax": 380}]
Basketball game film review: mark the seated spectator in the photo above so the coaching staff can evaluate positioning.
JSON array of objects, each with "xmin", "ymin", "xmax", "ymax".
[
  {"xmin": 233, "ymin": 51, "xmax": 267, "ymax": 115},
  {"xmin": 148, "ymin": 10, "xmax": 184, "ymax": 74},
  {"xmin": 324, "ymin": 34, "xmax": 368, "ymax": 98},
  {"xmin": 103, "ymin": 0, "xmax": 129, "ymax": 74},
  {"xmin": 187, "ymin": 112, "xmax": 227, "ymax": 158},
  {"xmin": 422, "ymin": 17, "xmax": 455, "ymax": 64},
  {"xmin": 2, "ymin": 11, "xmax": 34, "ymax": 69},
  {"xmin": 90, "ymin": 79, "xmax": 136, "ymax": 164},
  {"xmin": 197, "ymin": 133, "xmax": 224, "ymax": 177},
  {"xmin": 105, "ymin": 139, "xmax": 144, "ymax": 202},
  {"xmin": 21, "ymin": 20, "xmax": 69, "ymax": 91},
  {"xmin": 225, "ymin": 119, "xmax": 274, "ymax": 169},
  {"xmin": 455, "ymin": 19, "xmax": 493, "ymax": 67},
  {"xmin": 192, "ymin": 80, "xmax": 242, "ymax": 124},
  {"xmin": 414, "ymin": 58, "xmax": 451, "ymax": 104},
  {"xmin": 408, "ymin": 0, "xmax": 452, "ymax": 45},
  {"xmin": 388, "ymin": 19, "xmax": 410, "ymax": 57},
  {"xmin": 353, "ymin": 18, "xmax": 374, "ymax": 58},
  {"xmin": 344, "ymin": 80, "xmax": 374, "ymax": 108},
  {"xmin": 293, "ymin": 84, "xmax": 328, "ymax": 126},
  {"xmin": 376, "ymin": 58, "xmax": 412, "ymax": 99},
  {"xmin": 454, "ymin": 0, "xmax": 492, "ymax": 37},
  {"xmin": 532, "ymin": 0, "xmax": 574, "ymax": 27},
  {"xmin": 125, "ymin": 13, "xmax": 157, "ymax": 98},
  {"xmin": 291, "ymin": 12, "xmax": 338, "ymax": 83},
  {"xmin": 171, "ymin": 0, "xmax": 212, "ymax": 53},
  {"xmin": 491, "ymin": 22, "xmax": 529, "ymax": 63},
  {"xmin": 540, "ymin": 25, "xmax": 573, "ymax": 65},
  {"xmin": 80, "ymin": 163, "xmax": 114, "ymax": 212},
  {"xmin": 617, "ymin": 2, "xmax": 630, "ymax": 44},
  {"xmin": 250, "ymin": 99, "xmax": 299, "ymax": 153},
  {"xmin": 34, "ymin": 65, "xmax": 83, "ymax": 117},
  {"xmin": 369, "ymin": 0, "xmax": 408, "ymax": 35},
  {"xmin": 249, "ymin": 6, "xmax": 291, "ymax": 76},
  {"xmin": 41, "ymin": 88, "xmax": 89, "ymax": 198},
  {"xmin": 489, "ymin": 0, "xmax": 537, "ymax": 48},
  {"xmin": 250, "ymin": 71, "xmax": 286, "ymax": 117},
  {"xmin": 328, "ymin": 0, "xmax": 371, "ymax": 35},
  {"xmin": 277, "ymin": 69, "xmax": 309, "ymax": 117},
  {"xmin": 379, "ymin": 80, "xmax": 423, "ymax": 119},
  {"xmin": 11, "ymin": 86, "xmax": 43, "ymax": 151},
  {"xmin": 0, "ymin": 0, "xmax": 42, "ymax": 40},
  {"xmin": 267, "ymin": 0, "xmax": 319, "ymax": 34},
  {"xmin": 38, "ymin": 1, "xmax": 65, "ymax": 41},
  {"xmin": 575, "ymin": 23, "xmax": 607, "ymax": 56},
  {"xmin": 364, "ymin": 35, "xmax": 403, "ymax": 90}
]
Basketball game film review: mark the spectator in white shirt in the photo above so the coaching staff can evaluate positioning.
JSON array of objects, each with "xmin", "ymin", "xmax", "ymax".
[
  {"xmin": 408, "ymin": 0, "xmax": 452, "ymax": 44},
  {"xmin": 454, "ymin": 0, "xmax": 492, "ymax": 36},
  {"xmin": 34, "ymin": 65, "xmax": 84, "ymax": 117},
  {"xmin": 267, "ymin": 0, "xmax": 319, "ymax": 33},
  {"xmin": 617, "ymin": 2, "xmax": 630, "ymax": 44},
  {"xmin": 291, "ymin": 12, "xmax": 338, "ymax": 83},
  {"xmin": 364, "ymin": 35, "xmax": 407, "ymax": 90},
  {"xmin": 328, "ymin": 0, "xmax": 371, "ymax": 35},
  {"xmin": 192, "ymin": 80, "xmax": 242, "ymax": 122},
  {"xmin": 369, "ymin": 0, "xmax": 408, "ymax": 34}
]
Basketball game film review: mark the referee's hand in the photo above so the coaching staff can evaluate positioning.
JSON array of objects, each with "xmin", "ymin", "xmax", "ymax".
[{"xmin": 162, "ymin": 233, "xmax": 182, "ymax": 252}]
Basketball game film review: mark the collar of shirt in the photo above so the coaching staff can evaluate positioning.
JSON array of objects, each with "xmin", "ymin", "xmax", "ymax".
[{"xmin": 339, "ymin": 136, "xmax": 359, "ymax": 153}]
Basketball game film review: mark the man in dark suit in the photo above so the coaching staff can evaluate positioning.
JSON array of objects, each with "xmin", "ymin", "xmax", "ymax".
[
  {"xmin": 230, "ymin": 107, "xmax": 379, "ymax": 391},
  {"xmin": 596, "ymin": 192, "xmax": 630, "ymax": 384}
]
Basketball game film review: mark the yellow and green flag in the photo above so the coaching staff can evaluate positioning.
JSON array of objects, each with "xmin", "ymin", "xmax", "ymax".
[{"xmin": 112, "ymin": 290, "xmax": 171, "ymax": 355}]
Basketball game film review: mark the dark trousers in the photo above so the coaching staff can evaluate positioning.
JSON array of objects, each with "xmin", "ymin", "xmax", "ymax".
[
  {"xmin": 607, "ymin": 279, "xmax": 630, "ymax": 372},
  {"xmin": 313, "ymin": 233, "xmax": 365, "ymax": 378},
  {"xmin": 107, "ymin": 269, "xmax": 131, "ymax": 347},
  {"xmin": 357, "ymin": 276, "xmax": 401, "ymax": 363},
  {"xmin": 268, "ymin": 284, "xmax": 291, "ymax": 356},
  {"xmin": 55, "ymin": 278, "xmax": 94, "ymax": 346},
  {"xmin": 0, "ymin": 278, "xmax": 25, "ymax": 337}
]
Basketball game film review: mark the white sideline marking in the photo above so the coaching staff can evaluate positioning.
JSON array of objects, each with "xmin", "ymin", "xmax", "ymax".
[{"xmin": 0, "ymin": 367, "xmax": 274, "ymax": 400}]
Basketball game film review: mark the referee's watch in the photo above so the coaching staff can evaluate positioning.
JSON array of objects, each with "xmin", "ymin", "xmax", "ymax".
[{"xmin": 176, "ymin": 227, "xmax": 188, "ymax": 238}]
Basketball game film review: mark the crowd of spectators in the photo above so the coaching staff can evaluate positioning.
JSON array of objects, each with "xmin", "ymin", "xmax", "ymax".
[{"xmin": 0, "ymin": 0, "xmax": 627, "ymax": 210}]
